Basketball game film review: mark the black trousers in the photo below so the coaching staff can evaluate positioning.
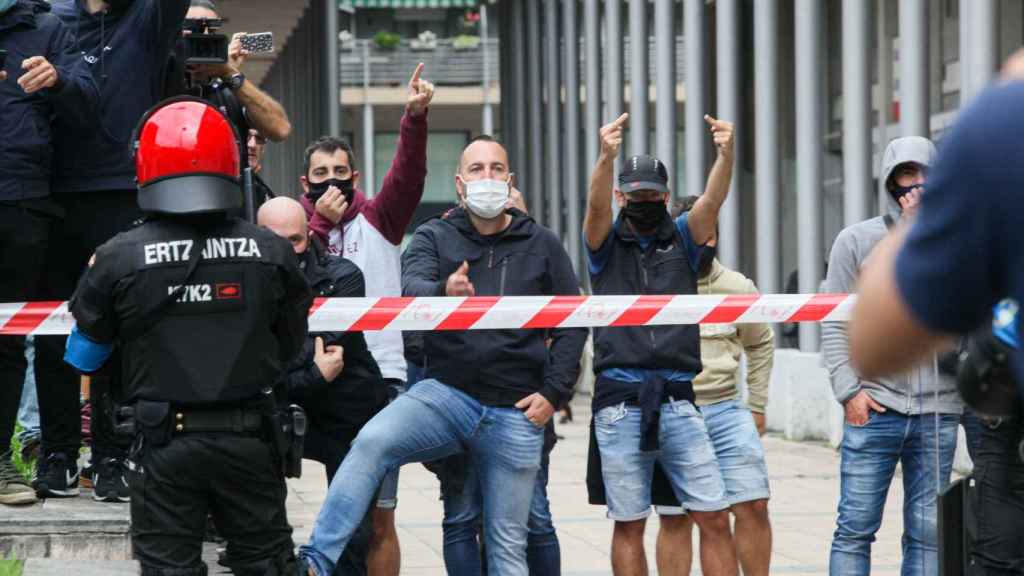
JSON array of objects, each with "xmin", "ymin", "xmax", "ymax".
[
  {"xmin": 129, "ymin": 433, "xmax": 295, "ymax": 576},
  {"xmin": 0, "ymin": 199, "xmax": 58, "ymax": 454},
  {"xmin": 964, "ymin": 413, "xmax": 1024, "ymax": 575},
  {"xmin": 35, "ymin": 191, "xmax": 141, "ymax": 458}
]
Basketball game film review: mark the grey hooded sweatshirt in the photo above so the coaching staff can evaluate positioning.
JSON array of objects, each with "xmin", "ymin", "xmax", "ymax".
[{"xmin": 822, "ymin": 137, "xmax": 962, "ymax": 415}]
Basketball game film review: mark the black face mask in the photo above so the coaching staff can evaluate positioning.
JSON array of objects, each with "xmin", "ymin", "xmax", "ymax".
[
  {"xmin": 307, "ymin": 178, "xmax": 354, "ymax": 205},
  {"xmin": 621, "ymin": 201, "xmax": 668, "ymax": 233},
  {"xmin": 889, "ymin": 183, "xmax": 921, "ymax": 204},
  {"xmin": 698, "ymin": 244, "xmax": 717, "ymax": 278}
]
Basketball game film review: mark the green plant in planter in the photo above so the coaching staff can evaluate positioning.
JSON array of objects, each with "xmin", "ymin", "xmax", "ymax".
[
  {"xmin": 374, "ymin": 31, "xmax": 401, "ymax": 50},
  {"xmin": 452, "ymin": 34, "xmax": 481, "ymax": 50}
]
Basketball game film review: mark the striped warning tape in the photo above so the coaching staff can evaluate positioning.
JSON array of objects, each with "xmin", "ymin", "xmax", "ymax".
[{"xmin": 0, "ymin": 293, "xmax": 854, "ymax": 336}]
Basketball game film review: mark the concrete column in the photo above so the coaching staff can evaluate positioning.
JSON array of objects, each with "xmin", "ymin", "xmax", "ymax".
[
  {"xmin": 585, "ymin": 0, "xmax": 601, "ymax": 167},
  {"xmin": 325, "ymin": 0, "xmax": 340, "ymax": 137},
  {"xmin": 899, "ymin": 0, "xmax": 929, "ymax": 136},
  {"xmin": 481, "ymin": 3, "xmax": 494, "ymax": 135},
  {"xmin": 606, "ymin": 0, "xmax": 624, "ymax": 179},
  {"xmin": 510, "ymin": 0, "xmax": 529, "ymax": 179},
  {"xmin": 361, "ymin": 41, "xmax": 375, "ymax": 195},
  {"xmin": 754, "ymin": 0, "xmax": 780, "ymax": 296},
  {"xmin": 545, "ymin": 0, "xmax": 562, "ymax": 236},
  {"xmin": 655, "ymin": 0, "xmax": 677, "ymax": 192},
  {"xmin": 842, "ymin": 0, "xmax": 871, "ymax": 227},
  {"xmin": 960, "ymin": 0, "xmax": 998, "ymax": 105},
  {"xmin": 629, "ymin": 0, "xmax": 648, "ymax": 155},
  {"xmin": 795, "ymin": 0, "xmax": 823, "ymax": 352},
  {"xmin": 684, "ymin": 0, "xmax": 706, "ymax": 200},
  {"xmin": 715, "ymin": 0, "xmax": 741, "ymax": 269},
  {"xmin": 527, "ymin": 0, "xmax": 545, "ymax": 221},
  {"xmin": 876, "ymin": 0, "xmax": 893, "ymax": 213},
  {"xmin": 564, "ymin": 0, "xmax": 581, "ymax": 270}
]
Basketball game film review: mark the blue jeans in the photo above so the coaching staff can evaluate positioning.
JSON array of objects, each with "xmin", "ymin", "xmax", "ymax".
[
  {"xmin": 442, "ymin": 452, "xmax": 561, "ymax": 576},
  {"xmin": 829, "ymin": 411, "xmax": 959, "ymax": 576},
  {"xmin": 299, "ymin": 379, "xmax": 544, "ymax": 576}
]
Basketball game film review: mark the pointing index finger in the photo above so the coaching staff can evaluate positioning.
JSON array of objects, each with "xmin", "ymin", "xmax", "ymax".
[
  {"xmin": 613, "ymin": 112, "xmax": 629, "ymax": 127},
  {"xmin": 409, "ymin": 62, "xmax": 425, "ymax": 86}
]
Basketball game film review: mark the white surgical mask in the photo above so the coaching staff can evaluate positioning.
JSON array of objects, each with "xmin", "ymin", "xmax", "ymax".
[{"xmin": 463, "ymin": 178, "xmax": 509, "ymax": 220}]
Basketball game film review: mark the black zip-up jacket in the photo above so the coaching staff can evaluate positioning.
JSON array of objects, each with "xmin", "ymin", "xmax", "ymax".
[
  {"xmin": 402, "ymin": 207, "xmax": 587, "ymax": 408},
  {"xmin": 284, "ymin": 240, "xmax": 387, "ymax": 454},
  {"xmin": 50, "ymin": 0, "xmax": 188, "ymax": 193},
  {"xmin": 0, "ymin": 0, "xmax": 97, "ymax": 201}
]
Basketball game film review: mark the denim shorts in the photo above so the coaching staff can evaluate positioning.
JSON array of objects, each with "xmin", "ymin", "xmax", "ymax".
[
  {"xmin": 656, "ymin": 399, "xmax": 770, "ymax": 515},
  {"xmin": 595, "ymin": 399, "xmax": 728, "ymax": 521}
]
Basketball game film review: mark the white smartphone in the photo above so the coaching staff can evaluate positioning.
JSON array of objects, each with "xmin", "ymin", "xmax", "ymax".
[{"xmin": 239, "ymin": 32, "xmax": 274, "ymax": 54}]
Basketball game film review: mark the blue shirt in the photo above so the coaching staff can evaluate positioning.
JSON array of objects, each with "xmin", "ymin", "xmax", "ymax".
[
  {"xmin": 585, "ymin": 211, "xmax": 705, "ymax": 384},
  {"xmin": 895, "ymin": 81, "xmax": 1024, "ymax": 383}
]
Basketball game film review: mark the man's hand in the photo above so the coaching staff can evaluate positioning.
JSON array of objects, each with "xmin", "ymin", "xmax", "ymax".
[
  {"xmin": 843, "ymin": 389, "xmax": 886, "ymax": 426},
  {"xmin": 507, "ymin": 183, "xmax": 528, "ymax": 213},
  {"xmin": 752, "ymin": 412, "xmax": 766, "ymax": 436},
  {"xmin": 0, "ymin": 71, "xmax": 7, "ymax": 82},
  {"xmin": 313, "ymin": 336, "xmax": 345, "ymax": 383},
  {"xmin": 599, "ymin": 113, "xmax": 628, "ymax": 160},
  {"xmin": 314, "ymin": 187, "xmax": 348, "ymax": 225},
  {"xmin": 1001, "ymin": 47, "xmax": 1024, "ymax": 81},
  {"xmin": 228, "ymin": 33, "xmax": 249, "ymax": 71},
  {"xmin": 898, "ymin": 188, "xmax": 922, "ymax": 221},
  {"xmin": 445, "ymin": 261, "xmax": 475, "ymax": 297},
  {"xmin": 406, "ymin": 63, "xmax": 435, "ymax": 117},
  {"xmin": 705, "ymin": 115, "xmax": 734, "ymax": 160},
  {"xmin": 515, "ymin": 393, "xmax": 556, "ymax": 427},
  {"xmin": 19, "ymin": 57, "xmax": 59, "ymax": 94}
]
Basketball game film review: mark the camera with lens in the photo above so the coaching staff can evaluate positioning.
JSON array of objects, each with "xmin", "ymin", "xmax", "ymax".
[{"xmin": 182, "ymin": 18, "xmax": 228, "ymax": 65}]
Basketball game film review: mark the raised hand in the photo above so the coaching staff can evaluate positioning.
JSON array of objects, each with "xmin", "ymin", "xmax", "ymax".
[
  {"xmin": 313, "ymin": 336, "xmax": 345, "ymax": 383},
  {"xmin": 406, "ymin": 63, "xmax": 435, "ymax": 117},
  {"xmin": 445, "ymin": 261, "xmax": 475, "ymax": 297},
  {"xmin": 315, "ymin": 187, "xmax": 348, "ymax": 225},
  {"xmin": 599, "ymin": 113, "xmax": 629, "ymax": 159},
  {"xmin": 704, "ymin": 115, "xmax": 735, "ymax": 160}
]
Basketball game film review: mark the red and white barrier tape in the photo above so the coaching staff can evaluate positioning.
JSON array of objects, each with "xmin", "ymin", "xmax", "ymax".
[{"xmin": 0, "ymin": 293, "xmax": 854, "ymax": 336}]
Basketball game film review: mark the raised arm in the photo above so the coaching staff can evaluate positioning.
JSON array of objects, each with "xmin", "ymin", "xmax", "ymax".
[
  {"xmin": 583, "ymin": 113, "xmax": 628, "ymax": 251},
  {"xmin": 686, "ymin": 115, "xmax": 735, "ymax": 245}
]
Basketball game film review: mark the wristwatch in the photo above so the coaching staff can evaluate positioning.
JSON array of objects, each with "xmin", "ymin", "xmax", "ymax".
[{"xmin": 228, "ymin": 72, "xmax": 246, "ymax": 90}]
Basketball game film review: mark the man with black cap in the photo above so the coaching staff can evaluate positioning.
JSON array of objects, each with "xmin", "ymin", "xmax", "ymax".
[
  {"xmin": 66, "ymin": 98, "xmax": 310, "ymax": 575},
  {"xmin": 582, "ymin": 112, "xmax": 739, "ymax": 576}
]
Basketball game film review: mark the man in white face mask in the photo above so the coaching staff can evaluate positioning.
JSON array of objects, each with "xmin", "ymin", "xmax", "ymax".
[{"xmin": 297, "ymin": 136, "xmax": 587, "ymax": 576}]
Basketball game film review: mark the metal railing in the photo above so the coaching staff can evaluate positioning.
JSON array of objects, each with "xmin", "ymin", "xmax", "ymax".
[{"xmin": 339, "ymin": 35, "xmax": 688, "ymax": 87}]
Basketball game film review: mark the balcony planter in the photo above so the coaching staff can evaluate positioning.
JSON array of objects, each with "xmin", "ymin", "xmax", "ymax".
[
  {"xmin": 452, "ymin": 34, "xmax": 481, "ymax": 51},
  {"xmin": 338, "ymin": 30, "xmax": 355, "ymax": 51},
  {"xmin": 410, "ymin": 30, "xmax": 438, "ymax": 52},
  {"xmin": 374, "ymin": 31, "xmax": 401, "ymax": 51}
]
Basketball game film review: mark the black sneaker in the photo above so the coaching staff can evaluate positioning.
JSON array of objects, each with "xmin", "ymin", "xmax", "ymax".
[
  {"xmin": 34, "ymin": 452, "xmax": 80, "ymax": 498},
  {"xmin": 92, "ymin": 457, "xmax": 130, "ymax": 503}
]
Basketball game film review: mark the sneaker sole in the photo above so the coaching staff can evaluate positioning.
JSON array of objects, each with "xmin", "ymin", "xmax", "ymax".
[
  {"xmin": 0, "ymin": 492, "xmax": 39, "ymax": 505},
  {"xmin": 36, "ymin": 487, "xmax": 80, "ymax": 498},
  {"xmin": 92, "ymin": 492, "xmax": 130, "ymax": 503}
]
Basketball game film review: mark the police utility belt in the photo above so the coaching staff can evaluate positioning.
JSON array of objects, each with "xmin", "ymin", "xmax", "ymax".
[{"xmin": 117, "ymin": 399, "xmax": 306, "ymax": 478}]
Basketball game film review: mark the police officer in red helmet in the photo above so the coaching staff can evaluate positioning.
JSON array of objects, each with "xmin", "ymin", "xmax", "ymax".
[{"xmin": 67, "ymin": 98, "xmax": 311, "ymax": 576}]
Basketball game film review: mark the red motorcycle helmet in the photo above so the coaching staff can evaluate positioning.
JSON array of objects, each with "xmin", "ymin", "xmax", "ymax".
[{"xmin": 134, "ymin": 97, "xmax": 241, "ymax": 214}]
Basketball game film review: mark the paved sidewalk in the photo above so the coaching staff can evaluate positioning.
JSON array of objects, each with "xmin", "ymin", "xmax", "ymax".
[
  {"xmin": 286, "ymin": 400, "xmax": 908, "ymax": 575},
  {"xmin": 11, "ymin": 398, "xmax": 917, "ymax": 574}
]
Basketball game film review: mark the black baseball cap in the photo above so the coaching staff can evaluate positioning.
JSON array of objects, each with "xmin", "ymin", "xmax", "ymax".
[{"xmin": 618, "ymin": 154, "xmax": 669, "ymax": 194}]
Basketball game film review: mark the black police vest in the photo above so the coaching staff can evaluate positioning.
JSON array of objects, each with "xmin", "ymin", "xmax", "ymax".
[
  {"xmin": 108, "ymin": 218, "xmax": 301, "ymax": 406},
  {"xmin": 590, "ymin": 214, "xmax": 703, "ymax": 376}
]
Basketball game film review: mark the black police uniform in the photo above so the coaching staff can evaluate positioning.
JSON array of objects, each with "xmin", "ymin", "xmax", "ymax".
[{"xmin": 70, "ymin": 213, "xmax": 311, "ymax": 576}]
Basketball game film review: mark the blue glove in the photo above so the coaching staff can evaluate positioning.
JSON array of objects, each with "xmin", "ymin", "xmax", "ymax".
[{"xmin": 64, "ymin": 325, "xmax": 114, "ymax": 373}]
